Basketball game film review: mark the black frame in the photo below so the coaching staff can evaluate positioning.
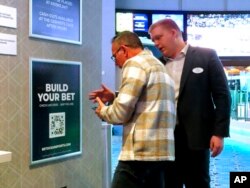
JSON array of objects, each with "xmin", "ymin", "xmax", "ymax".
[
  {"xmin": 116, "ymin": 9, "xmax": 250, "ymax": 61},
  {"xmin": 115, "ymin": 9, "xmax": 187, "ymax": 41}
]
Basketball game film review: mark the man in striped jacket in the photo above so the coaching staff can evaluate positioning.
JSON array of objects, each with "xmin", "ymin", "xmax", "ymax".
[{"xmin": 89, "ymin": 31, "xmax": 176, "ymax": 188}]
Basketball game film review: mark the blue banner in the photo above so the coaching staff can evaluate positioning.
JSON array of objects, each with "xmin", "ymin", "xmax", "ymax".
[{"xmin": 30, "ymin": 0, "xmax": 82, "ymax": 44}]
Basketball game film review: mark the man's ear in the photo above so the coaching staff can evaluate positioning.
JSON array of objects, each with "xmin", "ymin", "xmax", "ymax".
[
  {"xmin": 121, "ymin": 45, "xmax": 128, "ymax": 57},
  {"xmin": 171, "ymin": 28, "xmax": 178, "ymax": 37}
]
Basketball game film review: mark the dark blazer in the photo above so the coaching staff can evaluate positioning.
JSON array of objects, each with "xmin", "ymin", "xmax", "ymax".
[{"xmin": 160, "ymin": 45, "xmax": 232, "ymax": 149}]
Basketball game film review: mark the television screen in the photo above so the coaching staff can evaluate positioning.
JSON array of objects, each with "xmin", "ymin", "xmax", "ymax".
[
  {"xmin": 152, "ymin": 14, "xmax": 184, "ymax": 32},
  {"xmin": 116, "ymin": 11, "xmax": 151, "ymax": 45},
  {"xmin": 116, "ymin": 12, "xmax": 134, "ymax": 33},
  {"xmin": 116, "ymin": 12, "xmax": 149, "ymax": 36},
  {"xmin": 133, "ymin": 13, "xmax": 148, "ymax": 32},
  {"xmin": 116, "ymin": 10, "xmax": 186, "ymax": 45},
  {"xmin": 187, "ymin": 12, "xmax": 250, "ymax": 57}
]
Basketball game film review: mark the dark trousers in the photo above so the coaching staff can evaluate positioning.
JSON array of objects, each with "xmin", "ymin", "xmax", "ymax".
[
  {"xmin": 111, "ymin": 160, "xmax": 176, "ymax": 188},
  {"xmin": 175, "ymin": 126, "xmax": 210, "ymax": 188}
]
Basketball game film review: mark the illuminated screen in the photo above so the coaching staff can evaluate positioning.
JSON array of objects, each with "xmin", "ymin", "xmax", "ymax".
[
  {"xmin": 133, "ymin": 14, "xmax": 148, "ymax": 32},
  {"xmin": 116, "ymin": 12, "xmax": 149, "ymax": 33},
  {"xmin": 116, "ymin": 11, "xmax": 185, "ymax": 45},
  {"xmin": 116, "ymin": 11, "xmax": 150, "ymax": 44},
  {"xmin": 116, "ymin": 12, "xmax": 133, "ymax": 32},
  {"xmin": 152, "ymin": 14, "xmax": 184, "ymax": 32},
  {"xmin": 187, "ymin": 13, "xmax": 250, "ymax": 57}
]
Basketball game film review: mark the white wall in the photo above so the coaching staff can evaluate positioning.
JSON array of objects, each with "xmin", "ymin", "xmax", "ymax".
[
  {"xmin": 227, "ymin": 0, "xmax": 250, "ymax": 10},
  {"xmin": 102, "ymin": 0, "xmax": 116, "ymax": 91}
]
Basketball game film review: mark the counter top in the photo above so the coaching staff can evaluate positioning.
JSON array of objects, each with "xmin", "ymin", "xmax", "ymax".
[{"xmin": 0, "ymin": 151, "xmax": 12, "ymax": 163}]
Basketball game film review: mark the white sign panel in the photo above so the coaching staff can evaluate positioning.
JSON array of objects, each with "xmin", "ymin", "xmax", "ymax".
[
  {"xmin": 0, "ymin": 5, "xmax": 17, "ymax": 28},
  {"xmin": 0, "ymin": 33, "xmax": 17, "ymax": 55}
]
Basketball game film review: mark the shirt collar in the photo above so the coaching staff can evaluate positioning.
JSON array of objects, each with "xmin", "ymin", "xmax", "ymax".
[{"xmin": 163, "ymin": 44, "xmax": 189, "ymax": 63}]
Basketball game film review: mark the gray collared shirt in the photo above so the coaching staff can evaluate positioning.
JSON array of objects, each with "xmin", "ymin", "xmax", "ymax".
[{"xmin": 165, "ymin": 44, "xmax": 189, "ymax": 124}]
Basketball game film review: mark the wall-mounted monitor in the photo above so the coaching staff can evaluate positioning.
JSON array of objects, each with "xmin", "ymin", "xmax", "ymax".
[
  {"xmin": 116, "ymin": 9, "xmax": 186, "ymax": 45},
  {"xmin": 133, "ymin": 13, "xmax": 149, "ymax": 32},
  {"xmin": 187, "ymin": 12, "xmax": 250, "ymax": 57},
  {"xmin": 116, "ymin": 9, "xmax": 250, "ymax": 59},
  {"xmin": 116, "ymin": 10, "xmax": 151, "ymax": 45},
  {"xmin": 116, "ymin": 12, "xmax": 133, "ymax": 32},
  {"xmin": 116, "ymin": 11, "xmax": 149, "ymax": 38}
]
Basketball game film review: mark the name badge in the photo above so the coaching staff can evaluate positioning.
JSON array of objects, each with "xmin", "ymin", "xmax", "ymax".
[{"xmin": 192, "ymin": 67, "xmax": 204, "ymax": 74}]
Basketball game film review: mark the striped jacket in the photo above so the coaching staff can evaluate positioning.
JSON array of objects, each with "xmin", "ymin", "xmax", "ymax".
[{"xmin": 100, "ymin": 50, "xmax": 176, "ymax": 161}]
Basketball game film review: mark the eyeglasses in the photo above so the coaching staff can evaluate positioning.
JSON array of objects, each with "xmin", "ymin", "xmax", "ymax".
[{"xmin": 111, "ymin": 47, "xmax": 122, "ymax": 62}]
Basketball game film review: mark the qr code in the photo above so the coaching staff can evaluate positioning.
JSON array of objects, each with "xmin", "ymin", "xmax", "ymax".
[{"xmin": 49, "ymin": 112, "xmax": 66, "ymax": 138}]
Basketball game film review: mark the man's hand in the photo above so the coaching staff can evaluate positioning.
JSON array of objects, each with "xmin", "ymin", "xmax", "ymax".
[
  {"xmin": 210, "ymin": 136, "xmax": 224, "ymax": 157},
  {"xmin": 95, "ymin": 97, "xmax": 105, "ymax": 119},
  {"xmin": 88, "ymin": 84, "xmax": 115, "ymax": 104}
]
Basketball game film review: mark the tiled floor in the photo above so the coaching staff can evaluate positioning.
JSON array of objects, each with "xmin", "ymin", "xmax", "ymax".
[
  {"xmin": 210, "ymin": 139, "xmax": 250, "ymax": 188},
  {"xmin": 111, "ymin": 120, "xmax": 250, "ymax": 188}
]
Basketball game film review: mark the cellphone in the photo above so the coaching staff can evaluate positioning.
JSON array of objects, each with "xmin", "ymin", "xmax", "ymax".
[{"xmin": 92, "ymin": 106, "xmax": 97, "ymax": 110}]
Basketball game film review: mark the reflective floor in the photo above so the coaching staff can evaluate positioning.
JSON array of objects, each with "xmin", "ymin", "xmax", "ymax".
[{"xmin": 111, "ymin": 120, "xmax": 250, "ymax": 188}]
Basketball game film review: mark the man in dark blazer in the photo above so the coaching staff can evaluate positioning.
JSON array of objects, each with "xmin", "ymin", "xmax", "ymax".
[{"xmin": 149, "ymin": 19, "xmax": 231, "ymax": 188}]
